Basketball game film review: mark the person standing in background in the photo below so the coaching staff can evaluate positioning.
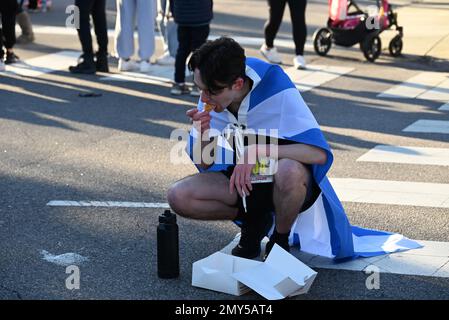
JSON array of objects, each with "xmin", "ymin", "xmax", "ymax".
[
  {"xmin": 25, "ymin": 0, "xmax": 52, "ymax": 12},
  {"xmin": 26, "ymin": 0, "xmax": 38, "ymax": 11},
  {"xmin": 114, "ymin": 0, "xmax": 156, "ymax": 72},
  {"xmin": 171, "ymin": 0, "xmax": 213, "ymax": 96},
  {"xmin": 155, "ymin": 0, "xmax": 178, "ymax": 65},
  {"xmin": 260, "ymin": 0, "xmax": 308, "ymax": 69},
  {"xmin": 16, "ymin": 0, "xmax": 35, "ymax": 44},
  {"xmin": 69, "ymin": 0, "xmax": 109, "ymax": 74},
  {"xmin": 0, "ymin": 0, "xmax": 20, "ymax": 71}
]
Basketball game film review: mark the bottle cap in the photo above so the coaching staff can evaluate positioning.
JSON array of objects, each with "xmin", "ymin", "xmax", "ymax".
[{"xmin": 159, "ymin": 210, "xmax": 177, "ymax": 224}]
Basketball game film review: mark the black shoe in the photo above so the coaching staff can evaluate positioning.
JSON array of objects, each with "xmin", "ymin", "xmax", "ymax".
[
  {"xmin": 231, "ymin": 211, "xmax": 273, "ymax": 259},
  {"xmin": 263, "ymin": 236, "xmax": 293, "ymax": 261},
  {"xmin": 95, "ymin": 52, "xmax": 109, "ymax": 72},
  {"xmin": 69, "ymin": 54, "xmax": 96, "ymax": 74},
  {"xmin": 5, "ymin": 52, "xmax": 19, "ymax": 64}
]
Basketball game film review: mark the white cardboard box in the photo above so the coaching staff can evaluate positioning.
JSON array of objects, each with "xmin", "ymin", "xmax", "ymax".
[
  {"xmin": 192, "ymin": 244, "xmax": 317, "ymax": 299},
  {"xmin": 192, "ymin": 251, "xmax": 261, "ymax": 296}
]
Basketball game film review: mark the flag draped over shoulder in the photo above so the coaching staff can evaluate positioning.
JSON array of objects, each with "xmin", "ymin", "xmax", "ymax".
[{"xmin": 186, "ymin": 57, "xmax": 421, "ymax": 260}]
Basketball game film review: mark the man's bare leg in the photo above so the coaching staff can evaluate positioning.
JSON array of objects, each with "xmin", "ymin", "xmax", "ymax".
[
  {"xmin": 167, "ymin": 172, "xmax": 239, "ymax": 220},
  {"xmin": 264, "ymin": 159, "xmax": 310, "ymax": 258},
  {"xmin": 272, "ymin": 159, "xmax": 310, "ymax": 233}
]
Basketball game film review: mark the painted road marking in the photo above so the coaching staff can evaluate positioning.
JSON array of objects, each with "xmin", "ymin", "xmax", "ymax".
[
  {"xmin": 48, "ymin": 199, "xmax": 449, "ymax": 278},
  {"xmin": 23, "ymin": 25, "xmax": 312, "ymax": 51},
  {"xmin": 357, "ymin": 145, "xmax": 449, "ymax": 166},
  {"xmin": 439, "ymin": 102, "xmax": 449, "ymax": 111},
  {"xmin": 49, "ymin": 176, "xmax": 449, "ymax": 210},
  {"xmin": 402, "ymin": 120, "xmax": 449, "ymax": 134},
  {"xmin": 41, "ymin": 250, "xmax": 89, "ymax": 267},
  {"xmin": 329, "ymin": 178, "xmax": 449, "ymax": 208},
  {"xmin": 99, "ymin": 64, "xmax": 188, "ymax": 85},
  {"xmin": 284, "ymin": 65, "xmax": 354, "ymax": 92},
  {"xmin": 221, "ymin": 235, "xmax": 449, "ymax": 278},
  {"xmin": 101, "ymin": 64, "xmax": 354, "ymax": 93},
  {"xmin": 2, "ymin": 51, "xmax": 79, "ymax": 77},
  {"xmin": 47, "ymin": 200, "xmax": 170, "ymax": 208},
  {"xmin": 301, "ymin": 240, "xmax": 449, "ymax": 278},
  {"xmin": 49, "ymin": 175, "xmax": 449, "ymax": 210},
  {"xmin": 378, "ymin": 72, "xmax": 449, "ymax": 101},
  {"xmin": 419, "ymin": 78, "xmax": 449, "ymax": 101}
]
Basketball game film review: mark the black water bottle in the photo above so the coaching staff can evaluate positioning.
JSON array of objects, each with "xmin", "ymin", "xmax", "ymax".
[{"xmin": 157, "ymin": 210, "xmax": 179, "ymax": 278}]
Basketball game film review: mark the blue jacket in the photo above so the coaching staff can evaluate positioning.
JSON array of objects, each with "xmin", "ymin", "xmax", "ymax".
[{"xmin": 173, "ymin": 0, "xmax": 213, "ymax": 26}]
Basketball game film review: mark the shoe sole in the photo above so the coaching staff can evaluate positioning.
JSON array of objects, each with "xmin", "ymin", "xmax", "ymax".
[
  {"xmin": 260, "ymin": 50, "xmax": 282, "ymax": 64},
  {"xmin": 231, "ymin": 245, "xmax": 261, "ymax": 259}
]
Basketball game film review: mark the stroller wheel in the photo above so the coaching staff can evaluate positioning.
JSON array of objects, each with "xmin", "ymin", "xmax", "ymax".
[
  {"xmin": 361, "ymin": 35, "xmax": 382, "ymax": 62},
  {"xmin": 389, "ymin": 35, "xmax": 403, "ymax": 57},
  {"xmin": 313, "ymin": 28, "xmax": 332, "ymax": 56}
]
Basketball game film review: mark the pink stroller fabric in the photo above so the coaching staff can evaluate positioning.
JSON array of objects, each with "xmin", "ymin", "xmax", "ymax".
[
  {"xmin": 379, "ymin": 0, "xmax": 390, "ymax": 28},
  {"xmin": 329, "ymin": 0, "xmax": 348, "ymax": 22}
]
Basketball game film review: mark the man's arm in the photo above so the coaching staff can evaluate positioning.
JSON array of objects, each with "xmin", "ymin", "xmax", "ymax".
[
  {"xmin": 254, "ymin": 143, "xmax": 327, "ymax": 165},
  {"xmin": 193, "ymin": 136, "xmax": 218, "ymax": 170},
  {"xmin": 186, "ymin": 108, "xmax": 218, "ymax": 170}
]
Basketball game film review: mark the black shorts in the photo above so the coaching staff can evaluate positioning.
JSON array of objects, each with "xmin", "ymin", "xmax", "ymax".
[{"xmin": 221, "ymin": 164, "xmax": 320, "ymax": 213}]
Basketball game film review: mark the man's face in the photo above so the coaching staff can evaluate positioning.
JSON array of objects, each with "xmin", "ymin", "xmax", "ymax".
[{"xmin": 193, "ymin": 69, "xmax": 239, "ymax": 113}]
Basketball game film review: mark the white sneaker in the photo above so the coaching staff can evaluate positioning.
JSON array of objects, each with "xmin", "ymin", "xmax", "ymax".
[
  {"xmin": 0, "ymin": 61, "xmax": 5, "ymax": 72},
  {"xmin": 260, "ymin": 44, "xmax": 282, "ymax": 64},
  {"xmin": 293, "ymin": 55, "xmax": 306, "ymax": 69},
  {"xmin": 156, "ymin": 52, "xmax": 175, "ymax": 65},
  {"xmin": 140, "ymin": 60, "xmax": 152, "ymax": 73},
  {"xmin": 118, "ymin": 58, "xmax": 138, "ymax": 72},
  {"xmin": 190, "ymin": 85, "xmax": 201, "ymax": 97}
]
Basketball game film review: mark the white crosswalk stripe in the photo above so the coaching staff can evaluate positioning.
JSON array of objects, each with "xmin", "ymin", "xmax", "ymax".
[
  {"xmin": 378, "ymin": 71, "xmax": 449, "ymax": 101},
  {"xmin": 1, "ymin": 51, "xmax": 79, "ymax": 77},
  {"xmin": 329, "ymin": 178, "xmax": 449, "ymax": 208},
  {"xmin": 284, "ymin": 65, "xmax": 354, "ymax": 92},
  {"xmin": 357, "ymin": 145, "xmax": 449, "ymax": 166},
  {"xmin": 1, "ymin": 49, "xmax": 352, "ymax": 94},
  {"xmin": 47, "ymin": 200, "xmax": 170, "ymax": 208},
  {"xmin": 403, "ymin": 120, "xmax": 449, "ymax": 134},
  {"xmin": 22, "ymin": 25, "xmax": 314, "ymax": 51},
  {"xmin": 100, "ymin": 64, "xmax": 354, "ymax": 93},
  {"xmin": 439, "ymin": 102, "xmax": 449, "ymax": 110},
  {"xmin": 220, "ymin": 233, "xmax": 449, "ymax": 278}
]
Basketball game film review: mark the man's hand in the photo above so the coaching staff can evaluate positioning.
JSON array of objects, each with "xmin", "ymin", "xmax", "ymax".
[
  {"xmin": 186, "ymin": 108, "xmax": 211, "ymax": 135},
  {"xmin": 229, "ymin": 145, "xmax": 258, "ymax": 197}
]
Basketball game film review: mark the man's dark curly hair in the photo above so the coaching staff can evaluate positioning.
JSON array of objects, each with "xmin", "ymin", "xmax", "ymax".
[{"xmin": 188, "ymin": 37, "xmax": 246, "ymax": 94}]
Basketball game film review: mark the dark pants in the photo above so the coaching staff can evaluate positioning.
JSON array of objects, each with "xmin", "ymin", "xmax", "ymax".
[
  {"xmin": 0, "ymin": 0, "xmax": 18, "ymax": 58},
  {"xmin": 264, "ymin": 0, "xmax": 307, "ymax": 56},
  {"xmin": 27, "ymin": 0, "xmax": 38, "ymax": 10},
  {"xmin": 174, "ymin": 24, "xmax": 209, "ymax": 84},
  {"xmin": 75, "ymin": 0, "xmax": 108, "ymax": 58}
]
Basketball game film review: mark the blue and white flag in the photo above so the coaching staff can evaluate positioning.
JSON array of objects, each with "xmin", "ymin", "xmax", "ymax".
[{"xmin": 186, "ymin": 57, "xmax": 422, "ymax": 260}]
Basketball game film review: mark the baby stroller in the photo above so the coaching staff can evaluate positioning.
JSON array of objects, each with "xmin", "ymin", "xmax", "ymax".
[{"xmin": 313, "ymin": 0, "xmax": 403, "ymax": 62}]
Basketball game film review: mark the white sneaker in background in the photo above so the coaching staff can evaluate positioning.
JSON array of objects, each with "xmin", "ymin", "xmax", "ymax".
[
  {"xmin": 190, "ymin": 85, "xmax": 201, "ymax": 97},
  {"xmin": 260, "ymin": 44, "xmax": 282, "ymax": 64},
  {"xmin": 156, "ymin": 52, "xmax": 175, "ymax": 65},
  {"xmin": 293, "ymin": 55, "xmax": 306, "ymax": 69},
  {"xmin": 0, "ymin": 61, "xmax": 5, "ymax": 72},
  {"xmin": 170, "ymin": 83, "xmax": 190, "ymax": 95},
  {"xmin": 140, "ymin": 60, "xmax": 152, "ymax": 73},
  {"xmin": 118, "ymin": 58, "xmax": 138, "ymax": 72}
]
